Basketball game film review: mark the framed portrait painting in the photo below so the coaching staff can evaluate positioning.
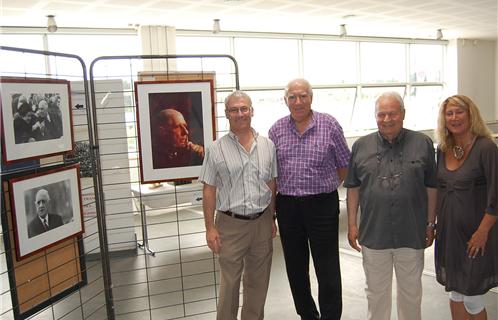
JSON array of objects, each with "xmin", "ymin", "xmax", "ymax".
[
  {"xmin": 135, "ymin": 79, "xmax": 215, "ymax": 183},
  {"xmin": 0, "ymin": 77, "xmax": 74, "ymax": 164},
  {"xmin": 9, "ymin": 164, "xmax": 84, "ymax": 260}
]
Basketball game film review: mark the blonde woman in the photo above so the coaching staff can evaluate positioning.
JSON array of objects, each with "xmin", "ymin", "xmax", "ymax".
[{"xmin": 435, "ymin": 95, "xmax": 498, "ymax": 320}]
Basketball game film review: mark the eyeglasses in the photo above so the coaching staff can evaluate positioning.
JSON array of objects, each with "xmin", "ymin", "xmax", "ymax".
[
  {"xmin": 376, "ymin": 143, "xmax": 403, "ymax": 189},
  {"xmin": 286, "ymin": 93, "xmax": 310, "ymax": 102},
  {"xmin": 227, "ymin": 106, "xmax": 251, "ymax": 114},
  {"xmin": 377, "ymin": 172, "xmax": 403, "ymax": 189}
]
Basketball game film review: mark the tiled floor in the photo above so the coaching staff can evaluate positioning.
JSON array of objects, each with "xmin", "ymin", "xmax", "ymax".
[{"xmin": 267, "ymin": 237, "xmax": 498, "ymax": 319}]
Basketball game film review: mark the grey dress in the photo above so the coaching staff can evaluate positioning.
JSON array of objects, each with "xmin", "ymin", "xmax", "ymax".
[{"xmin": 435, "ymin": 137, "xmax": 498, "ymax": 295}]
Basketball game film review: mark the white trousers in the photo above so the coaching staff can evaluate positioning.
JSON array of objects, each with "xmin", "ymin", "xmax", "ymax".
[{"xmin": 362, "ymin": 246, "xmax": 425, "ymax": 320}]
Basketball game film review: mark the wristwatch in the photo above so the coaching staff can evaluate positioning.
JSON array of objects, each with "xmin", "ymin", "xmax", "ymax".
[{"xmin": 426, "ymin": 222, "xmax": 436, "ymax": 228}]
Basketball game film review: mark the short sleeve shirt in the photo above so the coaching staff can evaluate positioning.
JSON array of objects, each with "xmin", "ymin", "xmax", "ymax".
[
  {"xmin": 268, "ymin": 111, "xmax": 350, "ymax": 196},
  {"xmin": 344, "ymin": 129, "xmax": 437, "ymax": 249},
  {"xmin": 199, "ymin": 130, "xmax": 277, "ymax": 215}
]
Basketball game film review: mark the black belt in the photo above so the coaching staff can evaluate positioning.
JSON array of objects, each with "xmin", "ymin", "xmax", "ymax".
[
  {"xmin": 220, "ymin": 208, "xmax": 266, "ymax": 220},
  {"xmin": 278, "ymin": 191, "xmax": 337, "ymax": 202}
]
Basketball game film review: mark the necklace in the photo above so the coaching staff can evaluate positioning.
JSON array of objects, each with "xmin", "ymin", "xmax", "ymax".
[{"xmin": 452, "ymin": 136, "xmax": 476, "ymax": 160}]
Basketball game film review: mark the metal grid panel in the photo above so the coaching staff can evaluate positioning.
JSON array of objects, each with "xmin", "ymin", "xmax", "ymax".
[
  {"xmin": 88, "ymin": 54, "xmax": 239, "ymax": 320},
  {"xmin": 0, "ymin": 46, "xmax": 108, "ymax": 320}
]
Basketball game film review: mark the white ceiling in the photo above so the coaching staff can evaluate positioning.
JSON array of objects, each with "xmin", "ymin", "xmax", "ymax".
[{"xmin": 2, "ymin": 0, "xmax": 497, "ymax": 40}]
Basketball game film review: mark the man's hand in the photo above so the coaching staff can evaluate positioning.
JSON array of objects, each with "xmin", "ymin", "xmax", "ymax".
[
  {"xmin": 189, "ymin": 142, "xmax": 205, "ymax": 157},
  {"xmin": 271, "ymin": 219, "xmax": 277, "ymax": 238},
  {"xmin": 206, "ymin": 226, "xmax": 221, "ymax": 253},
  {"xmin": 348, "ymin": 225, "xmax": 362, "ymax": 252},
  {"xmin": 425, "ymin": 227, "xmax": 435, "ymax": 248}
]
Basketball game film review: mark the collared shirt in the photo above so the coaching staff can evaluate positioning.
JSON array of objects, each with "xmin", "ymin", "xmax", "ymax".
[
  {"xmin": 199, "ymin": 130, "xmax": 277, "ymax": 215},
  {"xmin": 268, "ymin": 111, "xmax": 350, "ymax": 196},
  {"xmin": 344, "ymin": 129, "xmax": 437, "ymax": 249}
]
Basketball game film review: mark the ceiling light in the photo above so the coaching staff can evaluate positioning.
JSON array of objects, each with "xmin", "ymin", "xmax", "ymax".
[
  {"xmin": 436, "ymin": 29, "xmax": 443, "ymax": 40},
  {"xmin": 47, "ymin": 15, "xmax": 57, "ymax": 33},
  {"xmin": 341, "ymin": 14, "xmax": 356, "ymax": 19},
  {"xmin": 213, "ymin": 19, "xmax": 220, "ymax": 34},
  {"xmin": 339, "ymin": 24, "xmax": 347, "ymax": 38}
]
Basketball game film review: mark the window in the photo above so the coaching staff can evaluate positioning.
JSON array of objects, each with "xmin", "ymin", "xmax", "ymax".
[
  {"xmin": 405, "ymin": 85, "xmax": 443, "ymax": 129},
  {"xmin": 0, "ymin": 34, "xmax": 46, "ymax": 76},
  {"xmin": 360, "ymin": 42, "xmax": 406, "ymax": 83},
  {"xmin": 176, "ymin": 36, "xmax": 234, "ymax": 88},
  {"xmin": 410, "ymin": 44, "xmax": 443, "ymax": 83},
  {"xmin": 47, "ymin": 34, "xmax": 140, "ymax": 77},
  {"xmin": 312, "ymin": 88, "xmax": 357, "ymax": 132},
  {"xmin": 3, "ymin": 30, "xmax": 446, "ymax": 136},
  {"xmin": 249, "ymin": 90, "xmax": 287, "ymax": 135},
  {"xmin": 303, "ymin": 40, "xmax": 357, "ymax": 85},
  {"xmin": 234, "ymin": 38, "xmax": 299, "ymax": 88}
]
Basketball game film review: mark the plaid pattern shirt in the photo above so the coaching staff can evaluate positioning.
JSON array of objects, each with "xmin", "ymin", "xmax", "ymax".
[{"xmin": 269, "ymin": 111, "xmax": 350, "ymax": 196}]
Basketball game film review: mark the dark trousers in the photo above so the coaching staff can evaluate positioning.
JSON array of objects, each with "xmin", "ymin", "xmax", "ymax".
[{"xmin": 276, "ymin": 191, "xmax": 342, "ymax": 320}]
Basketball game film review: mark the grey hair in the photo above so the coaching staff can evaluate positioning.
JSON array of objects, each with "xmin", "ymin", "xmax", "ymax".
[
  {"xmin": 224, "ymin": 90, "xmax": 252, "ymax": 109},
  {"xmin": 284, "ymin": 78, "xmax": 313, "ymax": 97},
  {"xmin": 38, "ymin": 99, "xmax": 48, "ymax": 109},
  {"xmin": 375, "ymin": 91, "xmax": 405, "ymax": 113},
  {"xmin": 35, "ymin": 189, "xmax": 50, "ymax": 201},
  {"xmin": 158, "ymin": 108, "xmax": 184, "ymax": 124}
]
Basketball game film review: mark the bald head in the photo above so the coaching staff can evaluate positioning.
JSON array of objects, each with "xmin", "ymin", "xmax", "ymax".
[
  {"xmin": 157, "ymin": 108, "xmax": 189, "ymax": 148},
  {"xmin": 159, "ymin": 109, "xmax": 184, "ymax": 123},
  {"xmin": 284, "ymin": 78, "xmax": 313, "ymax": 97}
]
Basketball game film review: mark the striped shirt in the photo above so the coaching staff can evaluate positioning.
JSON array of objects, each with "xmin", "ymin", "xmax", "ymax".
[
  {"xmin": 269, "ymin": 111, "xmax": 350, "ymax": 196},
  {"xmin": 199, "ymin": 130, "xmax": 277, "ymax": 215}
]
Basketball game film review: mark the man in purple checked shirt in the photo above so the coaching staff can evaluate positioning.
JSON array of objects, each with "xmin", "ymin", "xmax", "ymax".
[{"xmin": 269, "ymin": 78, "xmax": 350, "ymax": 320}]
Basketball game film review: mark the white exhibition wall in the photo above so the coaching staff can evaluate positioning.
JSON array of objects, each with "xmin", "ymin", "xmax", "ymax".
[{"xmin": 455, "ymin": 39, "xmax": 497, "ymax": 122}]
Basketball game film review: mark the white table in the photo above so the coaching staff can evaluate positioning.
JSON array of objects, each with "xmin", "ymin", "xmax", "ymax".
[
  {"xmin": 130, "ymin": 181, "xmax": 203, "ymax": 209},
  {"xmin": 130, "ymin": 181, "xmax": 203, "ymax": 255}
]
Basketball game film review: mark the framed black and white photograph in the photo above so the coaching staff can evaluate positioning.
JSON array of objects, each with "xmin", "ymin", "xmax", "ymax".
[
  {"xmin": 135, "ymin": 79, "xmax": 215, "ymax": 183},
  {"xmin": 0, "ymin": 77, "xmax": 74, "ymax": 164},
  {"xmin": 9, "ymin": 164, "xmax": 84, "ymax": 260}
]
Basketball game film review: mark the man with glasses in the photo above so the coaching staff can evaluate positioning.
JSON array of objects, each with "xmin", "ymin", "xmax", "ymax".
[
  {"xmin": 269, "ymin": 78, "xmax": 350, "ymax": 320},
  {"xmin": 200, "ymin": 90, "xmax": 277, "ymax": 320},
  {"xmin": 344, "ymin": 91, "xmax": 437, "ymax": 320}
]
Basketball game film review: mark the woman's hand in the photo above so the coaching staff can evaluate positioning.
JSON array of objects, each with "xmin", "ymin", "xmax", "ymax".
[
  {"xmin": 467, "ymin": 213, "xmax": 498, "ymax": 258},
  {"xmin": 467, "ymin": 228, "xmax": 489, "ymax": 258}
]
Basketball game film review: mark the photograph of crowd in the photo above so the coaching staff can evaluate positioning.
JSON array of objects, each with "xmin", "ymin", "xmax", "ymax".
[
  {"xmin": 12, "ymin": 93, "xmax": 63, "ymax": 144},
  {"xmin": 1, "ymin": 78, "xmax": 73, "ymax": 163}
]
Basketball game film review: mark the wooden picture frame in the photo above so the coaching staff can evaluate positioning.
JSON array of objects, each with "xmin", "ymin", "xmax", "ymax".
[
  {"xmin": 134, "ymin": 79, "xmax": 215, "ymax": 183},
  {"xmin": 0, "ymin": 77, "xmax": 74, "ymax": 164},
  {"xmin": 2, "ymin": 169, "xmax": 87, "ymax": 320},
  {"xmin": 9, "ymin": 164, "xmax": 84, "ymax": 260}
]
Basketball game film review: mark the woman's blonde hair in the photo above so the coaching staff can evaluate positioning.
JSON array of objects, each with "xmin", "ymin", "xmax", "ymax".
[{"xmin": 436, "ymin": 94, "xmax": 492, "ymax": 151}]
